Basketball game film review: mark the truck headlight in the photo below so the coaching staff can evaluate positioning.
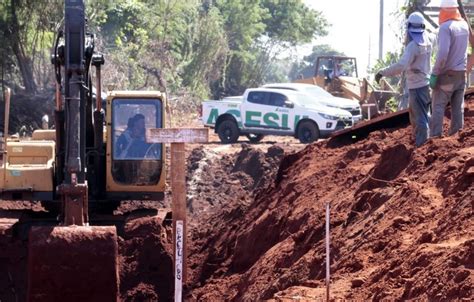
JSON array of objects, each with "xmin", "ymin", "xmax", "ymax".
[{"xmin": 318, "ymin": 113, "xmax": 339, "ymax": 120}]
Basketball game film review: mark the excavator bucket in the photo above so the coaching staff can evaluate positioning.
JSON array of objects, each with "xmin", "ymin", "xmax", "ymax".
[{"xmin": 27, "ymin": 226, "xmax": 119, "ymax": 302}]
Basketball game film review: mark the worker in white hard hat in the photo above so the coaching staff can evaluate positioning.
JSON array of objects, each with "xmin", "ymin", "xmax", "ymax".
[
  {"xmin": 375, "ymin": 11, "xmax": 435, "ymax": 147},
  {"xmin": 430, "ymin": 0, "xmax": 469, "ymax": 137}
]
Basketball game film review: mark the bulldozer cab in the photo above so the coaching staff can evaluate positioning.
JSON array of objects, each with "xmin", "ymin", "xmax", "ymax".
[
  {"xmin": 105, "ymin": 91, "xmax": 166, "ymax": 200},
  {"xmin": 314, "ymin": 56, "xmax": 358, "ymax": 92},
  {"xmin": 294, "ymin": 55, "xmax": 360, "ymax": 98}
]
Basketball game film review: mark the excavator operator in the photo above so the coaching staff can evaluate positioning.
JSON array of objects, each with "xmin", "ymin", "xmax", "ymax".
[{"xmin": 116, "ymin": 113, "xmax": 149, "ymax": 159}]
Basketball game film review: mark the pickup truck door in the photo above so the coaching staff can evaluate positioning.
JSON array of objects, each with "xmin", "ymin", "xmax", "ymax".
[{"xmin": 241, "ymin": 91, "xmax": 293, "ymax": 132}]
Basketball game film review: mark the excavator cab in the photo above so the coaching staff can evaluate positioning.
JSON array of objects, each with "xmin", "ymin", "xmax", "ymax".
[{"xmin": 106, "ymin": 91, "xmax": 166, "ymax": 200}]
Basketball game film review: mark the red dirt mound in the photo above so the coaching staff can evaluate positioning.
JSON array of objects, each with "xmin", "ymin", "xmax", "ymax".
[
  {"xmin": 119, "ymin": 215, "xmax": 174, "ymax": 301},
  {"xmin": 187, "ymin": 111, "xmax": 473, "ymax": 300}
]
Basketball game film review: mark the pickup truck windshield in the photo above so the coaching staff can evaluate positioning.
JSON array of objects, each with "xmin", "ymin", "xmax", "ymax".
[
  {"xmin": 288, "ymin": 93, "xmax": 319, "ymax": 107},
  {"xmin": 302, "ymin": 86, "xmax": 334, "ymax": 99}
]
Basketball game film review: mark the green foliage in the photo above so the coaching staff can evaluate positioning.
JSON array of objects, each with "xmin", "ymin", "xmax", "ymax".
[
  {"xmin": 385, "ymin": 97, "xmax": 399, "ymax": 112},
  {"xmin": 211, "ymin": 0, "xmax": 329, "ymax": 97},
  {"xmin": 181, "ymin": 6, "xmax": 228, "ymax": 97},
  {"xmin": 1, "ymin": 0, "xmax": 63, "ymax": 92},
  {"xmin": 262, "ymin": 0, "xmax": 328, "ymax": 46},
  {"xmin": 370, "ymin": 51, "xmax": 402, "ymax": 87},
  {"xmin": 1, "ymin": 0, "xmax": 329, "ymax": 101}
]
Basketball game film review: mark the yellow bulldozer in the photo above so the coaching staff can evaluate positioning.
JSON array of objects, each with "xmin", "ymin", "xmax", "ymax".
[
  {"xmin": 294, "ymin": 55, "xmax": 399, "ymax": 119},
  {"xmin": 0, "ymin": 1, "xmax": 166, "ymax": 300}
]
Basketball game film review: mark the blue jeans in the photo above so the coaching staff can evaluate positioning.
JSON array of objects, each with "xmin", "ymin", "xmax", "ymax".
[{"xmin": 409, "ymin": 86, "xmax": 431, "ymax": 147}]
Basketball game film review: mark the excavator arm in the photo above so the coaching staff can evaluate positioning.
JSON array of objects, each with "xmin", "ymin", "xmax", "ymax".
[{"xmin": 27, "ymin": 1, "xmax": 119, "ymax": 301}]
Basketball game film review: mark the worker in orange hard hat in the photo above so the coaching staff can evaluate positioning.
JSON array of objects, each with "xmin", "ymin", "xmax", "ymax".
[
  {"xmin": 375, "ymin": 12, "xmax": 435, "ymax": 147},
  {"xmin": 430, "ymin": 0, "xmax": 469, "ymax": 138}
]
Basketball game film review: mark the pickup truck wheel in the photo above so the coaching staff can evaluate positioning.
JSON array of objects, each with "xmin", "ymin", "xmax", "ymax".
[
  {"xmin": 246, "ymin": 133, "xmax": 264, "ymax": 143},
  {"xmin": 297, "ymin": 121, "xmax": 319, "ymax": 143},
  {"xmin": 217, "ymin": 120, "xmax": 239, "ymax": 143}
]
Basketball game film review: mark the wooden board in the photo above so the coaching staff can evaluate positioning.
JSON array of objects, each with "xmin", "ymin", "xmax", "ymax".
[{"xmin": 146, "ymin": 128, "xmax": 208, "ymax": 144}]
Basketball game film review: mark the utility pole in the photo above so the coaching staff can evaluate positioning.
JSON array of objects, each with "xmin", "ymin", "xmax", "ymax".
[
  {"xmin": 379, "ymin": 0, "xmax": 384, "ymax": 60},
  {"xmin": 367, "ymin": 35, "xmax": 372, "ymax": 74}
]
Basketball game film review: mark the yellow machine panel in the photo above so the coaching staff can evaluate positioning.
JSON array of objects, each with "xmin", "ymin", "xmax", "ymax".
[
  {"xmin": 0, "ymin": 140, "xmax": 55, "ymax": 193},
  {"xmin": 32, "ymin": 130, "xmax": 56, "ymax": 141}
]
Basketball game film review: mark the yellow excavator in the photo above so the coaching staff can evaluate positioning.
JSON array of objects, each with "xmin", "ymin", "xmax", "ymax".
[{"xmin": 1, "ymin": 1, "xmax": 165, "ymax": 300}]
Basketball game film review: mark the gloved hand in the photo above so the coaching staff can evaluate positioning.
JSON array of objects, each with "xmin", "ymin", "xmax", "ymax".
[
  {"xmin": 375, "ymin": 72, "xmax": 383, "ymax": 84},
  {"xmin": 429, "ymin": 74, "xmax": 438, "ymax": 89}
]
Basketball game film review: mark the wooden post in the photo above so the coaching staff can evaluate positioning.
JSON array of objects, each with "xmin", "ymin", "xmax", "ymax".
[
  {"xmin": 325, "ymin": 202, "xmax": 330, "ymax": 302},
  {"xmin": 146, "ymin": 128, "xmax": 209, "ymax": 302},
  {"xmin": 171, "ymin": 142, "xmax": 185, "ymax": 301}
]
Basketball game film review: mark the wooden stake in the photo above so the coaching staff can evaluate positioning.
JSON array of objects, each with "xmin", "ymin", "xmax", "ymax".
[
  {"xmin": 146, "ymin": 128, "xmax": 209, "ymax": 302},
  {"xmin": 171, "ymin": 142, "xmax": 186, "ymax": 297},
  {"xmin": 326, "ymin": 202, "xmax": 330, "ymax": 302}
]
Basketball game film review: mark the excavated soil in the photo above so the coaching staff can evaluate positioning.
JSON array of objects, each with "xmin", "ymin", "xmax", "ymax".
[
  {"xmin": 187, "ymin": 106, "xmax": 473, "ymax": 301},
  {"xmin": 0, "ymin": 103, "xmax": 472, "ymax": 301}
]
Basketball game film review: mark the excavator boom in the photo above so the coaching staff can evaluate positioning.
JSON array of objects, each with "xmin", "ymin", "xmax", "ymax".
[{"xmin": 27, "ymin": 1, "xmax": 119, "ymax": 301}]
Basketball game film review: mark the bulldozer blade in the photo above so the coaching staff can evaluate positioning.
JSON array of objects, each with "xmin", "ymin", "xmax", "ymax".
[
  {"xmin": 27, "ymin": 226, "xmax": 119, "ymax": 302},
  {"xmin": 328, "ymin": 109, "xmax": 410, "ymax": 146}
]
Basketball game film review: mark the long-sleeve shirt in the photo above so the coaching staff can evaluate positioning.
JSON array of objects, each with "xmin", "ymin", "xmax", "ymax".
[
  {"xmin": 432, "ymin": 19, "xmax": 469, "ymax": 75},
  {"xmin": 380, "ymin": 33, "xmax": 436, "ymax": 89}
]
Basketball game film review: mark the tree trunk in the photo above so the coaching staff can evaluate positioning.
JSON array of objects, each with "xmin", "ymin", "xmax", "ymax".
[{"xmin": 8, "ymin": 0, "xmax": 37, "ymax": 93}]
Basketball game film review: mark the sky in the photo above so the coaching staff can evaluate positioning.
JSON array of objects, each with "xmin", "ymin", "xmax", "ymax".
[{"xmin": 301, "ymin": 0, "xmax": 408, "ymax": 77}]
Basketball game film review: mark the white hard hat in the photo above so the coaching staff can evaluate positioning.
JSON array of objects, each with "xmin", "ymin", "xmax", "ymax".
[
  {"xmin": 407, "ymin": 12, "xmax": 425, "ymax": 33},
  {"xmin": 408, "ymin": 12, "xmax": 425, "ymax": 25},
  {"xmin": 440, "ymin": 0, "xmax": 458, "ymax": 8}
]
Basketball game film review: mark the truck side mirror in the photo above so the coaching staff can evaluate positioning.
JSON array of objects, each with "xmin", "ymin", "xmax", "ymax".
[{"xmin": 284, "ymin": 101, "xmax": 294, "ymax": 109}]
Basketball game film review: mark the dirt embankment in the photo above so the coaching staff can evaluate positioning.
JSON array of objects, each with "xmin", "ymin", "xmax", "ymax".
[
  {"xmin": 188, "ymin": 109, "xmax": 473, "ymax": 300},
  {"xmin": 185, "ymin": 143, "xmax": 293, "ymax": 224}
]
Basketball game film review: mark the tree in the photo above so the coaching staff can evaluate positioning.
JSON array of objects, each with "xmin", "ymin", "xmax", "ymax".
[
  {"xmin": 1, "ymin": 0, "xmax": 63, "ymax": 93},
  {"xmin": 0, "ymin": 0, "xmax": 330, "ymax": 104},
  {"xmin": 211, "ymin": 0, "xmax": 329, "ymax": 98}
]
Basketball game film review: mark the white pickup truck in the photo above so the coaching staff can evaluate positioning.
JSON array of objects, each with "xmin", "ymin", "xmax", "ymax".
[{"xmin": 202, "ymin": 88, "xmax": 353, "ymax": 143}]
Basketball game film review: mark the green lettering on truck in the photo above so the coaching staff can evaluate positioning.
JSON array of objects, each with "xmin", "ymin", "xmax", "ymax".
[
  {"xmin": 263, "ymin": 112, "xmax": 279, "ymax": 127},
  {"xmin": 246, "ymin": 111, "xmax": 261, "ymax": 126},
  {"xmin": 226, "ymin": 109, "xmax": 242, "ymax": 127},
  {"xmin": 281, "ymin": 114, "xmax": 288, "ymax": 129},
  {"xmin": 207, "ymin": 108, "xmax": 219, "ymax": 124},
  {"xmin": 207, "ymin": 108, "xmax": 242, "ymax": 127},
  {"xmin": 227, "ymin": 109, "xmax": 241, "ymax": 118}
]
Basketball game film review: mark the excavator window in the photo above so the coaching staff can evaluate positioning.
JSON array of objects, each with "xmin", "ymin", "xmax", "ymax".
[{"xmin": 111, "ymin": 98, "xmax": 163, "ymax": 185}]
